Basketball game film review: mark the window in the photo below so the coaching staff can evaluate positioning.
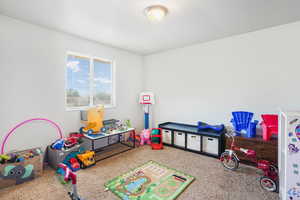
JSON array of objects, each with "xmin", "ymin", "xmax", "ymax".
[{"xmin": 66, "ymin": 52, "xmax": 115, "ymax": 110}]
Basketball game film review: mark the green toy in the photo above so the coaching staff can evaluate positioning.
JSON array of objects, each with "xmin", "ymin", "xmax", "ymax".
[{"xmin": 0, "ymin": 154, "xmax": 11, "ymax": 164}]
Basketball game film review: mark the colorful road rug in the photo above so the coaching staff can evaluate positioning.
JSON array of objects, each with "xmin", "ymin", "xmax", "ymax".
[{"xmin": 104, "ymin": 160, "xmax": 195, "ymax": 200}]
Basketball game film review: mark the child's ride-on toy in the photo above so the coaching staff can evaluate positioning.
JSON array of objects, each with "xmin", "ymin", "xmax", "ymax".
[
  {"xmin": 58, "ymin": 163, "xmax": 85, "ymax": 200},
  {"xmin": 79, "ymin": 105, "xmax": 104, "ymax": 134},
  {"xmin": 220, "ymin": 129, "xmax": 278, "ymax": 192}
]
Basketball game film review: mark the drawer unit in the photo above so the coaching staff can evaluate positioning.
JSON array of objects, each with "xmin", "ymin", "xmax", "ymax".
[
  {"xmin": 162, "ymin": 129, "xmax": 172, "ymax": 144},
  {"xmin": 109, "ymin": 135, "xmax": 120, "ymax": 144},
  {"xmin": 174, "ymin": 131, "xmax": 185, "ymax": 148},
  {"xmin": 94, "ymin": 137, "xmax": 109, "ymax": 149},
  {"xmin": 187, "ymin": 134, "xmax": 201, "ymax": 151},
  {"xmin": 202, "ymin": 136, "xmax": 219, "ymax": 155}
]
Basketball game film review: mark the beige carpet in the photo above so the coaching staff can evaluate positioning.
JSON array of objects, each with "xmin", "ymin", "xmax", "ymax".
[{"xmin": 0, "ymin": 146, "xmax": 279, "ymax": 200}]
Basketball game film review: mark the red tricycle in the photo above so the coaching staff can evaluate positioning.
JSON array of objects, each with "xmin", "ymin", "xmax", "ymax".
[{"xmin": 220, "ymin": 129, "xmax": 278, "ymax": 192}]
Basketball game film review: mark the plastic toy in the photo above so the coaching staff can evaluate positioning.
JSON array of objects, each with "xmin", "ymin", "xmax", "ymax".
[
  {"xmin": 230, "ymin": 111, "xmax": 258, "ymax": 137},
  {"xmin": 1, "ymin": 118, "xmax": 63, "ymax": 154},
  {"xmin": 140, "ymin": 129, "xmax": 151, "ymax": 145},
  {"xmin": 64, "ymin": 137, "xmax": 78, "ymax": 149},
  {"xmin": 220, "ymin": 129, "xmax": 278, "ymax": 192},
  {"xmin": 197, "ymin": 121, "xmax": 225, "ymax": 132},
  {"xmin": 128, "ymin": 133, "xmax": 141, "ymax": 147},
  {"xmin": 69, "ymin": 158, "xmax": 80, "ymax": 171},
  {"xmin": 79, "ymin": 105, "xmax": 104, "ymax": 134},
  {"xmin": 57, "ymin": 163, "xmax": 85, "ymax": 200},
  {"xmin": 150, "ymin": 128, "xmax": 163, "ymax": 150},
  {"xmin": 139, "ymin": 91, "xmax": 155, "ymax": 129},
  {"xmin": 0, "ymin": 154, "xmax": 10, "ymax": 164},
  {"xmin": 51, "ymin": 139, "xmax": 65, "ymax": 150},
  {"xmin": 63, "ymin": 152, "xmax": 81, "ymax": 172},
  {"xmin": 76, "ymin": 151, "xmax": 95, "ymax": 169},
  {"xmin": 260, "ymin": 114, "xmax": 278, "ymax": 141}
]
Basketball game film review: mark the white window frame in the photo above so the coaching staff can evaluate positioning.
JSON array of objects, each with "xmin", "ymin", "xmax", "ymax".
[{"xmin": 65, "ymin": 51, "xmax": 116, "ymax": 111}]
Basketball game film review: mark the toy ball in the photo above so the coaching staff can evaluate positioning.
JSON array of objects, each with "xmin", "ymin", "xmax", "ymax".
[{"xmin": 295, "ymin": 125, "xmax": 300, "ymax": 141}]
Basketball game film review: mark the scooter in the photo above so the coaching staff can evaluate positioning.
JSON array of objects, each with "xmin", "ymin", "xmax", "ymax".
[
  {"xmin": 58, "ymin": 163, "xmax": 85, "ymax": 200},
  {"xmin": 220, "ymin": 129, "xmax": 279, "ymax": 192}
]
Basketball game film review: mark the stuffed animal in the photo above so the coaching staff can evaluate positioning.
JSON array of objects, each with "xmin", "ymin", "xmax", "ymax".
[{"xmin": 140, "ymin": 129, "xmax": 151, "ymax": 145}]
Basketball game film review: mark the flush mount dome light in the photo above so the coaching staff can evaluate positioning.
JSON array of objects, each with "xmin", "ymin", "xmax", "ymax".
[{"xmin": 145, "ymin": 5, "xmax": 168, "ymax": 22}]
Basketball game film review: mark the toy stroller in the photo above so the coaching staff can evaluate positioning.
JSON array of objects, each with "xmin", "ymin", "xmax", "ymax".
[{"xmin": 58, "ymin": 163, "xmax": 85, "ymax": 200}]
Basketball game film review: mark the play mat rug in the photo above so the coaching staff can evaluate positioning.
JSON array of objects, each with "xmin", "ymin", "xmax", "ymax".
[{"xmin": 104, "ymin": 160, "xmax": 195, "ymax": 200}]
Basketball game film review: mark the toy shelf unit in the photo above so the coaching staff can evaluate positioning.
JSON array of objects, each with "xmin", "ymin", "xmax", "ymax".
[
  {"xmin": 80, "ymin": 128, "xmax": 136, "ymax": 162},
  {"xmin": 279, "ymin": 111, "xmax": 300, "ymax": 200},
  {"xmin": 158, "ymin": 122, "xmax": 225, "ymax": 158}
]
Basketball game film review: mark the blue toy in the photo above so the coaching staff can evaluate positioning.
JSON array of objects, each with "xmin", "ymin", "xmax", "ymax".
[
  {"xmin": 231, "ymin": 111, "xmax": 258, "ymax": 137},
  {"xmin": 51, "ymin": 139, "xmax": 65, "ymax": 150},
  {"xmin": 197, "ymin": 121, "xmax": 225, "ymax": 132}
]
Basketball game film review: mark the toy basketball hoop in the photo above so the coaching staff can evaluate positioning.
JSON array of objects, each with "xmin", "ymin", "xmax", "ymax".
[
  {"xmin": 139, "ymin": 91, "xmax": 155, "ymax": 129},
  {"xmin": 139, "ymin": 91, "xmax": 155, "ymax": 105}
]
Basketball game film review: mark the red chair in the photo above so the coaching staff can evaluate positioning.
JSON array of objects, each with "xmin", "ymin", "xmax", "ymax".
[{"xmin": 260, "ymin": 114, "xmax": 278, "ymax": 141}]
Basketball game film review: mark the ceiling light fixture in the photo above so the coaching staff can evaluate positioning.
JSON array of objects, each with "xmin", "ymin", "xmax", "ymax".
[{"xmin": 144, "ymin": 5, "xmax": 168, "ymax": 22}]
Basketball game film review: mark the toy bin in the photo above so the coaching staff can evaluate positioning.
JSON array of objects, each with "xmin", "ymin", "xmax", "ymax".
[
  {"xmin": 202, "ymin": 136, "xmax": 219, "ymax": 155},
  {"xmin": 174, "ymin": 131, "xmax": 185, "ymax": 148},
  {"xmin": 162, "ymin": 129, "xmax": 172, "ymax": 144},
  {"xmin": 46, "ymin": 144, "xmax": 81, "ymax": 169},
  {"xmin": 187, "ymin": 134, "xmax": 201, "ymax": 151},
  {"xmin": 0, "ymin": 147, "xmax": 43, "ymax": 189}
]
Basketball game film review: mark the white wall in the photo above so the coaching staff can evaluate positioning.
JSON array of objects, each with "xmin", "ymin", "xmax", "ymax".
[
  {"xmin": 144, "ymin": 21, "xmax": 300, "ymax": 127},
  {"xmin": 0, "ymin": 15, "xmax": 144, "ymax": 152}
]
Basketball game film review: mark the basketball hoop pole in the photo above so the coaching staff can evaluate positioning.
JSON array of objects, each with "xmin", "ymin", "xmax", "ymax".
[
  {"xmin": 139, "ymin": 91, "xmax": 155, "ymax": 130},
  {"xmin": 144, "ymin": 104, "xmax": 150, "ymax": 129}
]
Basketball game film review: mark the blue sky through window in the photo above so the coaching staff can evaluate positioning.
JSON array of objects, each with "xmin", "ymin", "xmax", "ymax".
[{"xmin": 66, "ymin": 54, "xmax": 113, "ymax": 107}]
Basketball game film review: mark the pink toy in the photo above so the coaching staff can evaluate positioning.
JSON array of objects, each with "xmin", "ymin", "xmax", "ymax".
[
  {"xmin": 140, "ymin": 129, "xmax": 151, "ymax": 145},
  {"xmin": 260, "ymin": 114, "xmax": 278, "ymax": 141},
  {"xmin": 1, "ymin": 118, "xmax": 63, "ymax": 154}
]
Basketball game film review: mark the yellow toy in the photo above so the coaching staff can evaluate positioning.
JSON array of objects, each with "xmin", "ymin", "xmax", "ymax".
[
  {"xmin": 80, "ymin": 105, "xmax": 104, "ymax": 134},
  {"xmin": 77, "ymin": 151, "xmax": 95, "ymax": 168}
]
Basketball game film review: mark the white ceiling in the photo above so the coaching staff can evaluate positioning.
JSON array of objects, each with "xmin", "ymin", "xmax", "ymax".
[{"xmin": 1, "ymin": 0, "xmax": 300, "ymax": 55}]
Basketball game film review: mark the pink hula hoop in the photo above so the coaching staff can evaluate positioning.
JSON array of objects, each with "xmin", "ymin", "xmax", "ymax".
[{"xmin": 1, "ymin": 118, "xmax": 63, "ymax": 154}]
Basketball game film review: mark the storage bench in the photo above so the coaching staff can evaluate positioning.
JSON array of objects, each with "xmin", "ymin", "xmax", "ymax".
[{"xmin": 159, "ymin": 122, "xmax": 225, "ymax": 158}]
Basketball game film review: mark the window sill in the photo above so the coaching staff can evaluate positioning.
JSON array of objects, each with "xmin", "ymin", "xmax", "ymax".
[{"xmin": 66, "ymin": 104, "xmax": 116, "ymax": 111}]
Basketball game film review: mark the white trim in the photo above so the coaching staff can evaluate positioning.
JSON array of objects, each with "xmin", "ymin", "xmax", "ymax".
[{"xmin": 65, "ymin": 51, "xmax": 116, "ymax": 111}]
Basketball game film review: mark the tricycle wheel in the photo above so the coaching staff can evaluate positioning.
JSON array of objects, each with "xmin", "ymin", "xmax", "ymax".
[
  {"xmin": 260, "ymin": 176, "xmax": 277, "ymax": 192},
  {"xmin": 220, "ymin": 151, "xmax": 239, "ymax": 170},
  {"xmin": 269, "ymin": 165, "xmax": 278, "ymax": 174}
]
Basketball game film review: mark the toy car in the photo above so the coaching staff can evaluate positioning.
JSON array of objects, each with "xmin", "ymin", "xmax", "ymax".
[
  {"xmin": 77, "ymin": 151, "xmax": 95, "ymax": 169},
  {"xmin": 64, "ymin": 137, "xmax": 78, "ymax": 149},
  {"xmin": 69, "ymin": 158, "xmax": 80, "ymax": 172}
]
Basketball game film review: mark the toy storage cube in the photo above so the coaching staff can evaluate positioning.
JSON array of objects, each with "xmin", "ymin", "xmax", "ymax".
[
  {"xmin": 174, "ymin": 131, "xmax": 185, "ymax": 148},
  {"xmin": 162, "ymin": 129, "xmax": 172, "ymax": 144},
  {"xmin": 94, "ymin": 137, "xmax": 109, "ymax": 149},
  {"xmin": 47, "ymin": 144, "xmax": 81, "ymax": 169},
  {"xmin": 0, "ymin": 147, "xmax": 43, "ymax": 189},
  {"xmin": 202, "ymin": 136, "xmax": 219, "ymax": 155},
  {"xmin": 109, "ymin": 135, "xmax": 120, "ymax": 144},
  {"xmin": 187, "ymin": 134, "xmax": 201, "ymax": 151}
]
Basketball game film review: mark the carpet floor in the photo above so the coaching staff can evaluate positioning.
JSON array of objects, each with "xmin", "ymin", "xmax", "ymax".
[{"xmin": 0, "ymin": 146, "xmax": 279, "ymax": 200}]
